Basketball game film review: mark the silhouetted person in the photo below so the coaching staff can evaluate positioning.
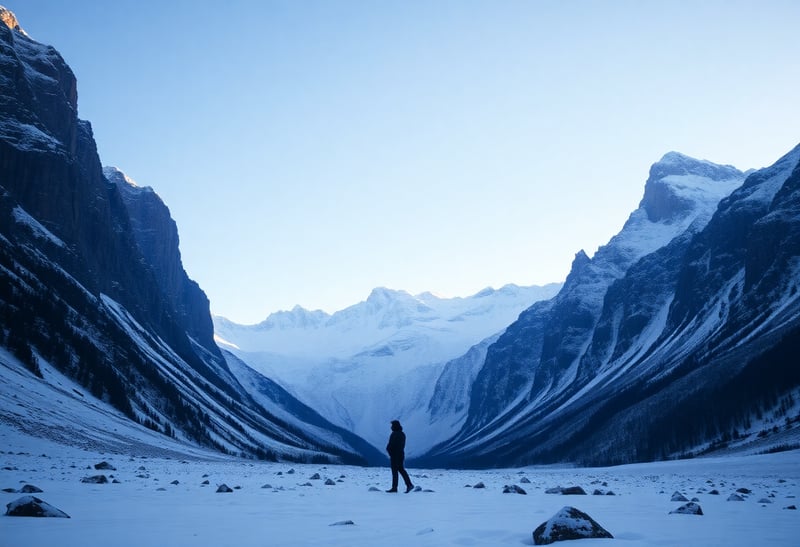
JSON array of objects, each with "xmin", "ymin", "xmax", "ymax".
[{"xmin": 386, "ymin": 419, "xmax": 414, "ymax": 493}]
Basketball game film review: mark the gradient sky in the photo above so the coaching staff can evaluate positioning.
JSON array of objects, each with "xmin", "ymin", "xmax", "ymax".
[{"xmin": 9, "ymin": 1, "xmax": 800, "ymax": 323}]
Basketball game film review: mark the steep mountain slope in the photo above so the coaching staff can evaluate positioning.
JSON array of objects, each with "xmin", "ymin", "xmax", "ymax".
[
  {"xmin": 0, "ymin": 9, "xmax": 380, "ymax": 465},
  {"xmin": 420, "ymin": 146, "xmax": 800, "ymax": 467},
  {"xmin": 215, "ymin": 284, "xmax": 561, "ymax": 454}
]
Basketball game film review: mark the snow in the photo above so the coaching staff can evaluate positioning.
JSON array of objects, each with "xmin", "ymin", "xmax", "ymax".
[
  {"xmin": 12, "ymin": 205, "xmax": 67, "ymax": 248},
  {"xmin": 1, "ymin": 425, "xmax": 798, "ymax": 546}
]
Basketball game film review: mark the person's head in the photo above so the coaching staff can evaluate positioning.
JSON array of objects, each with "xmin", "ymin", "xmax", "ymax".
[{"xmin": 390, "ymin": 420, "xmax": 402, "ymax": 431}]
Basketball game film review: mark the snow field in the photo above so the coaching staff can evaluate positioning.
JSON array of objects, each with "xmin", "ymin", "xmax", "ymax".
[{"xmin": 2, "ymin": 439, "xmax": 798, "ymax": 547}]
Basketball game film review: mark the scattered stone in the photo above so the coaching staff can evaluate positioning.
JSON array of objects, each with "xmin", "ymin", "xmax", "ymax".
[
  {"xmin": 5, "ymin": 496, "xmax": 70, "ymax": 518},
  {"xmin": 170, "ymin": 480, "xmax": 179, "ymax": 485},
  {"xmin": 709, "ymin": 489, "xmax": 720, "ymax": 495},
  {"xmin": 112, "ymin": 479, "xmax": 121, "ymax": 484},
  {"xmin": 138, "ymin": 466, "xmax": 147, "ymax": 471},
  {"xmin": 758, "ymin": 498, "xmax": 772, "ymax": 504},
  {"xmin": 201, "ymin": 473, "xmax": 209, "ymax": 478},
  {"xmin": 234, "ymin": 486, "xmax": 242, "ymax": 490},
  {"xmin": 592, "ymin": 489, "xmax": 605, "ymax": 496},
  {"xmin": 606, "ymin": 491, "xmax": 616, "ymax": 496},
  {"xmin": 261, "ymin": 484, "xmax": 272, "ymax": 489},
  {"xmin": 473, "ymin": 482, "xmax": 486, "ymax": 489},
  {"xmin": 736, "ymin": 488, "xmax": 752, "ymax": 494},
  {"xmin": 309, "ymin": 473, "xmax": 321, "ymax": 480},
  {"xmin": 422, "ymin": 488, "xmax": 435, "ymax": 493},
  {"xmin": 545, "ymin": 487, "xmax": 563, "ymax": 494},
  {"xmin": 785, "ymin": 505, "xmax": 797, "ymax": 510},
  {"xmin": 287, "ymin": 468, "xmax": 295, "ymax": 474},
  {"xmin": 2, "ymin": 488, "xmax": 16, "ymax": 493},
  {"xmin": 201, "ymin": 480, "xmax": 210, "ymax": 486},
  {"xmin": 727, "ymin": 493, "xmax": 745, "ymax": 502},
  {"xmin": 503, "ymin": 484, "xmax": 527, "ymax": 495},
  {"xmin": 19, "ymin": 485, "xmax": 42, "ymax": 493},
  {"xmin": 520, "ymin": 477, "xmax": 531, "ymax": 484},
  {"xmin": 561, "ymin": 486, "xmax": 587, "ymax": 495},
  {"xmin": 691, "ymin": 497, "xmax": 700, "ymax": 502},
  {"xmin": 329, "ymin": 520, "xmax": 354, "ymax": 526},
  {"xmin": 216, "ymin": 484, "xmax": 233, "ymax": 493},
  {"xmin": 533, "ymin": 506, "xmax": 613, "ymax": 545},
  {"xmin": 81, "ymin": 475, "xmax": 108, "ymax": 484},
  {"xmin": 670, "ymin": 502, "xmax": 704, "ymax": 515},
  {"xmin": 298, "ymin": 482, "xmax": 313, "ymax": 487},
  {"xmin": 671, "ymin": 491, "xmax": 689, "ymax": 502},
  {"xmin": 156, "ymin": 487, "xmax": 167, "ymax": 491},
  {"xmin": 94, "ymin": 461, "xmax": 116, "ymax": 471},
  {"xmin": 324, "ymin": 479, "xmax": 336, "ymax": 486},
  {"xmin": 368, "ymin": 486, "xmax": 381, "ymax": 492}
]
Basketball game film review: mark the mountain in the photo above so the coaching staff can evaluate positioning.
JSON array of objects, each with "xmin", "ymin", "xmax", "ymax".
[
  {"xmin": 419, "ymin": 145, "xmax": 800, "ymax": 467},
  {"xmin": 0, "ymin": 8, "xmax": 381, "ymax": 465},
  {"xmin": 214, "ymin": 283, "xmax": 562, "ymax": 454}
]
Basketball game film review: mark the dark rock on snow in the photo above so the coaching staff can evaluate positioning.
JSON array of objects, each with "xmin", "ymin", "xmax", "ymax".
[
  {"xmin": 671, "ymin": 491, "xmax": 689, "ymax": 502},
  {"xmin": 81, "ymin": 475, "xmax": 108, "ymax": 484},
  {"xmin": 19, "ymin": 484, "xmax": 43, "ymax": 493},
  {"xmin": 94, "ymin": 461, "xmax": 116, "ymax": 471},
  {"xmin": 216, "ymin": 484, "xmax": 233, "ymax": 493},
  {"xmin": 502, "ymin": 484, "xmax": 527, "ymax": 495},
  {"xmin": 5, "ymin": 496, "xmax": 70, "ymax": 518},
  {"xmin": 533, "ymin": 506, "xmax": 613, "ymax": 545},
  {"xmin": 670, "ymin": 502, "xmax": 704, "ymax": 515}
]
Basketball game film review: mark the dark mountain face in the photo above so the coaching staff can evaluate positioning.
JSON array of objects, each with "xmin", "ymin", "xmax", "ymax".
[
  {"xmin": 0, "ymin": 12, "xmax": 378, "ymax": 464},
  {"xmin": 418, "ymin": 146, "xmax": 800, "ymax": 468}
]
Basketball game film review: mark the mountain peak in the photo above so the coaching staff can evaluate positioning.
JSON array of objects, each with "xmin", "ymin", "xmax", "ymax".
[
  {"xmin": 641, "ymin": 152, "xmax": 743, "ymax": 222},
  {"xmin": 0, "ymin": 6, "xmax": 23, "ymax": 34}
]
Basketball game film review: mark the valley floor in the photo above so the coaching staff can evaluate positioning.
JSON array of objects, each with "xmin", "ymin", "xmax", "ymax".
[{"xmin": 1, "ymin": 430, "xmax": 798, "ymax": 546}]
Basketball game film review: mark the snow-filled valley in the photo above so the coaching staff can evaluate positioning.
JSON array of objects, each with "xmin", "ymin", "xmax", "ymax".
[{"xmin": 3, "ymin": 428, "xmax": 799, "ymax": 547}]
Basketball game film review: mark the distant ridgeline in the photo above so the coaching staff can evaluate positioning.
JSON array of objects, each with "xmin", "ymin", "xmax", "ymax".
[{"xmin": 1, "ymin": 5, "xmax": 799, "ymax": 468}]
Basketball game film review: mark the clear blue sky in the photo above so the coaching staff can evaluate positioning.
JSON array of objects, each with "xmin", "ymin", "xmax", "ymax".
[{"xmin": 10, "ymin": 1, "xmax": 800, "ymax": 323}]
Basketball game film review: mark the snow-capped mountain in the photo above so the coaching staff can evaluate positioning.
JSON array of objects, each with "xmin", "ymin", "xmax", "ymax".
[
  {"xmin": 0, "ymin": 9, "xmax": 381, "ymax": 465},
  {"xmin": 214, "ymin": 284, "xmax": 561, "ymax": 454},
  {"xmin": 420, "ymin": 144, "xmax": 800, "ymax": 467}
]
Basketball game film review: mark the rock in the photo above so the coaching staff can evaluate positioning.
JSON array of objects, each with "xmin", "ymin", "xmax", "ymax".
[
  {"xmin": 201, "ymin": 480, "xmax": 210, "ymax": 485},
  {"xmin": 758, "ymin": 498, "xmax": 772, "ymax": 504},
  {"xmin": 310, "ymin": 473, "xmax": 321, "ymax": 480},
  {"xmin": 368, "ymin": 486, "xmax": 381, "ymax": 492},
  {"xmin": 19, "ymin": 485, "xmax": 43, "ymax": 493},
  {"xmin": 170, "ymin": 480, "xmax": 179, "ymax": 485},
  {"xmin": 709, "ymin": 489, "xmax": 720, "ymax": 495},
  {"xmin": 329, "ymin": 520, "xmax": 354, "ymax": 526},
  {"xmin": 671, "ymin": 491, "xmax": 689, "ymax": 502},
  {"xmin": 520, "ymin": 477, "xmax": 531, "ymax": 484},
  {"xmin": 261, "ymin": 484, "xmax": 272, "ymax": 489},
  {"xmin": 784, "ymin": 505, "xmax": 797, "ymax": 510},
  {"xmin": 94, "ymin": 461, "xmax": 116, "ymax": 471},
  {"xmin": 545, "ymin": 487, "xmax": 563, "ymax": 494},
  {"xmin": 5, "ymin": 496, "xmax": 70, "ymax": 518},
  {"xmin": 287, "ymin": 468, "xmax": 295, "ymax": 474},
  {"xmin": 2, "ymin": 488, "xmax": 16, "ymax": 493},
  {"xmin": 561, "ymin": 486, "xmax": 587, "ymax": 495},
  {"xmin": 736, "ymin": 488, "xmax": 752, "ymax": 494},
  {"xmin": 81, "ymin": 475, "xmax": 108, "ymax": 484},
  {"xmin": 670, "ymin": 502, "xmax": 704, "ymax": 515},
  {"xmin": 473, "ymin": 482, "xmax": 486, "ymax": 489},
  {"xmin": 727, "ymin": 493, "xmax": 745, "ymax": 502},
  {"xmin": 325, "ymin": 479, "xmax": 336, "ymax": 486},
  {"xmin": 503, "ymin": 484, "xmax": 527, "ymax": 495},
  {"xmin": 216, "ymin": 484, "xmax": 233, "ymax": 493},
  {"xmin": 533, "ymin": 506, "xmax": 613, "ymax": 545}
]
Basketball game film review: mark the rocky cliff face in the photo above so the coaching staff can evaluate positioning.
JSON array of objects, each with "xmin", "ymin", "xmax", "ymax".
[
  {"xmin": 0, "ymin": 8, "xmax": 378, "ymax": 464},
  {"xmin": 420, "ymin": 146, "xmax": 800, "ymax": 467}
]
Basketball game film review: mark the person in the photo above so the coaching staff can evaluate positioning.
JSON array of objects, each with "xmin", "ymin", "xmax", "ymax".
[{"xmin": 386, "ymin": 419, "xmax": 414, "ymax": 493}]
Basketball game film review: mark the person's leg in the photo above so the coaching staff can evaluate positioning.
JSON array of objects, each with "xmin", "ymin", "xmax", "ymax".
[
  {"xmin": 400, "ymin": 466, "xmax": 413, "ymax": 491},
  {"xmin": 388, "ymin": 460, "xmax": 399, "ymax": 491}
]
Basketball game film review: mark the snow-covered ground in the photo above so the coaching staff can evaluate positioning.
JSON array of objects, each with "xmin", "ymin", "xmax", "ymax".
[{"xmin": 2, "ymin": 427, "xmax": 798, "ymax": 546}]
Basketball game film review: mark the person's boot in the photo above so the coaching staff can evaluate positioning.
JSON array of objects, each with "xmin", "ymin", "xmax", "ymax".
[
  {"xmin": 405, "ymin": 484, "xmax": 414, "ymax": 493},
  {"xmin": 386, "ymin": 488, "xmax": 398, "ymax": 493}
]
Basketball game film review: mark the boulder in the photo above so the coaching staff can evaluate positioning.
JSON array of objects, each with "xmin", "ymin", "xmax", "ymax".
[
  {"xmin": 670, "ymin": 502, "xmax": 704, "ymax": 515},
  {"xmin": 503, "ymin": 484, "xmax": 527, "ymax": 495},
  {"xmin": 561, "ymin": 486, "xmax": 587, "ymax": 495},
  {"xmin": 473, "ymin": 482, "xmax": 486, "ymax": 489},
  {"xmin": 19, "ymin": 484, "xmax": 43, "ymax": 493},
  {"xmin": 5, "ymin": 496, "xmax": 70, "ymax": 518},
  {"xmin": 727, "ymin": 493, "xmax": 745, "ymax": 502},
  {"xmin": 216, "ymin": 484, "xmax": 233, "ymax": 493},
  {"xmin": 94, "ymin": 461, "xmax": 116, "ymax": 471},
  {"xmin": 81, "ymin": 475, "xmax": 108, "ymax": 484},
  {"xmin": 671, "ymin": 491, "xmax": 689, "ymax": 502},
  {"xmin": 325, "ymin": 479, "xmax": 336, "ymax": 486},
  {"xmin": 533, "ymin": 506, "xmax": 613, "ymax": 545}
]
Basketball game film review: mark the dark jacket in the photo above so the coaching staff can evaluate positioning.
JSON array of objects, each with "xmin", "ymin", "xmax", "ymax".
[{"xmin": 386, "ymin": 422, "xmax": 406, "ymax": 459}]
